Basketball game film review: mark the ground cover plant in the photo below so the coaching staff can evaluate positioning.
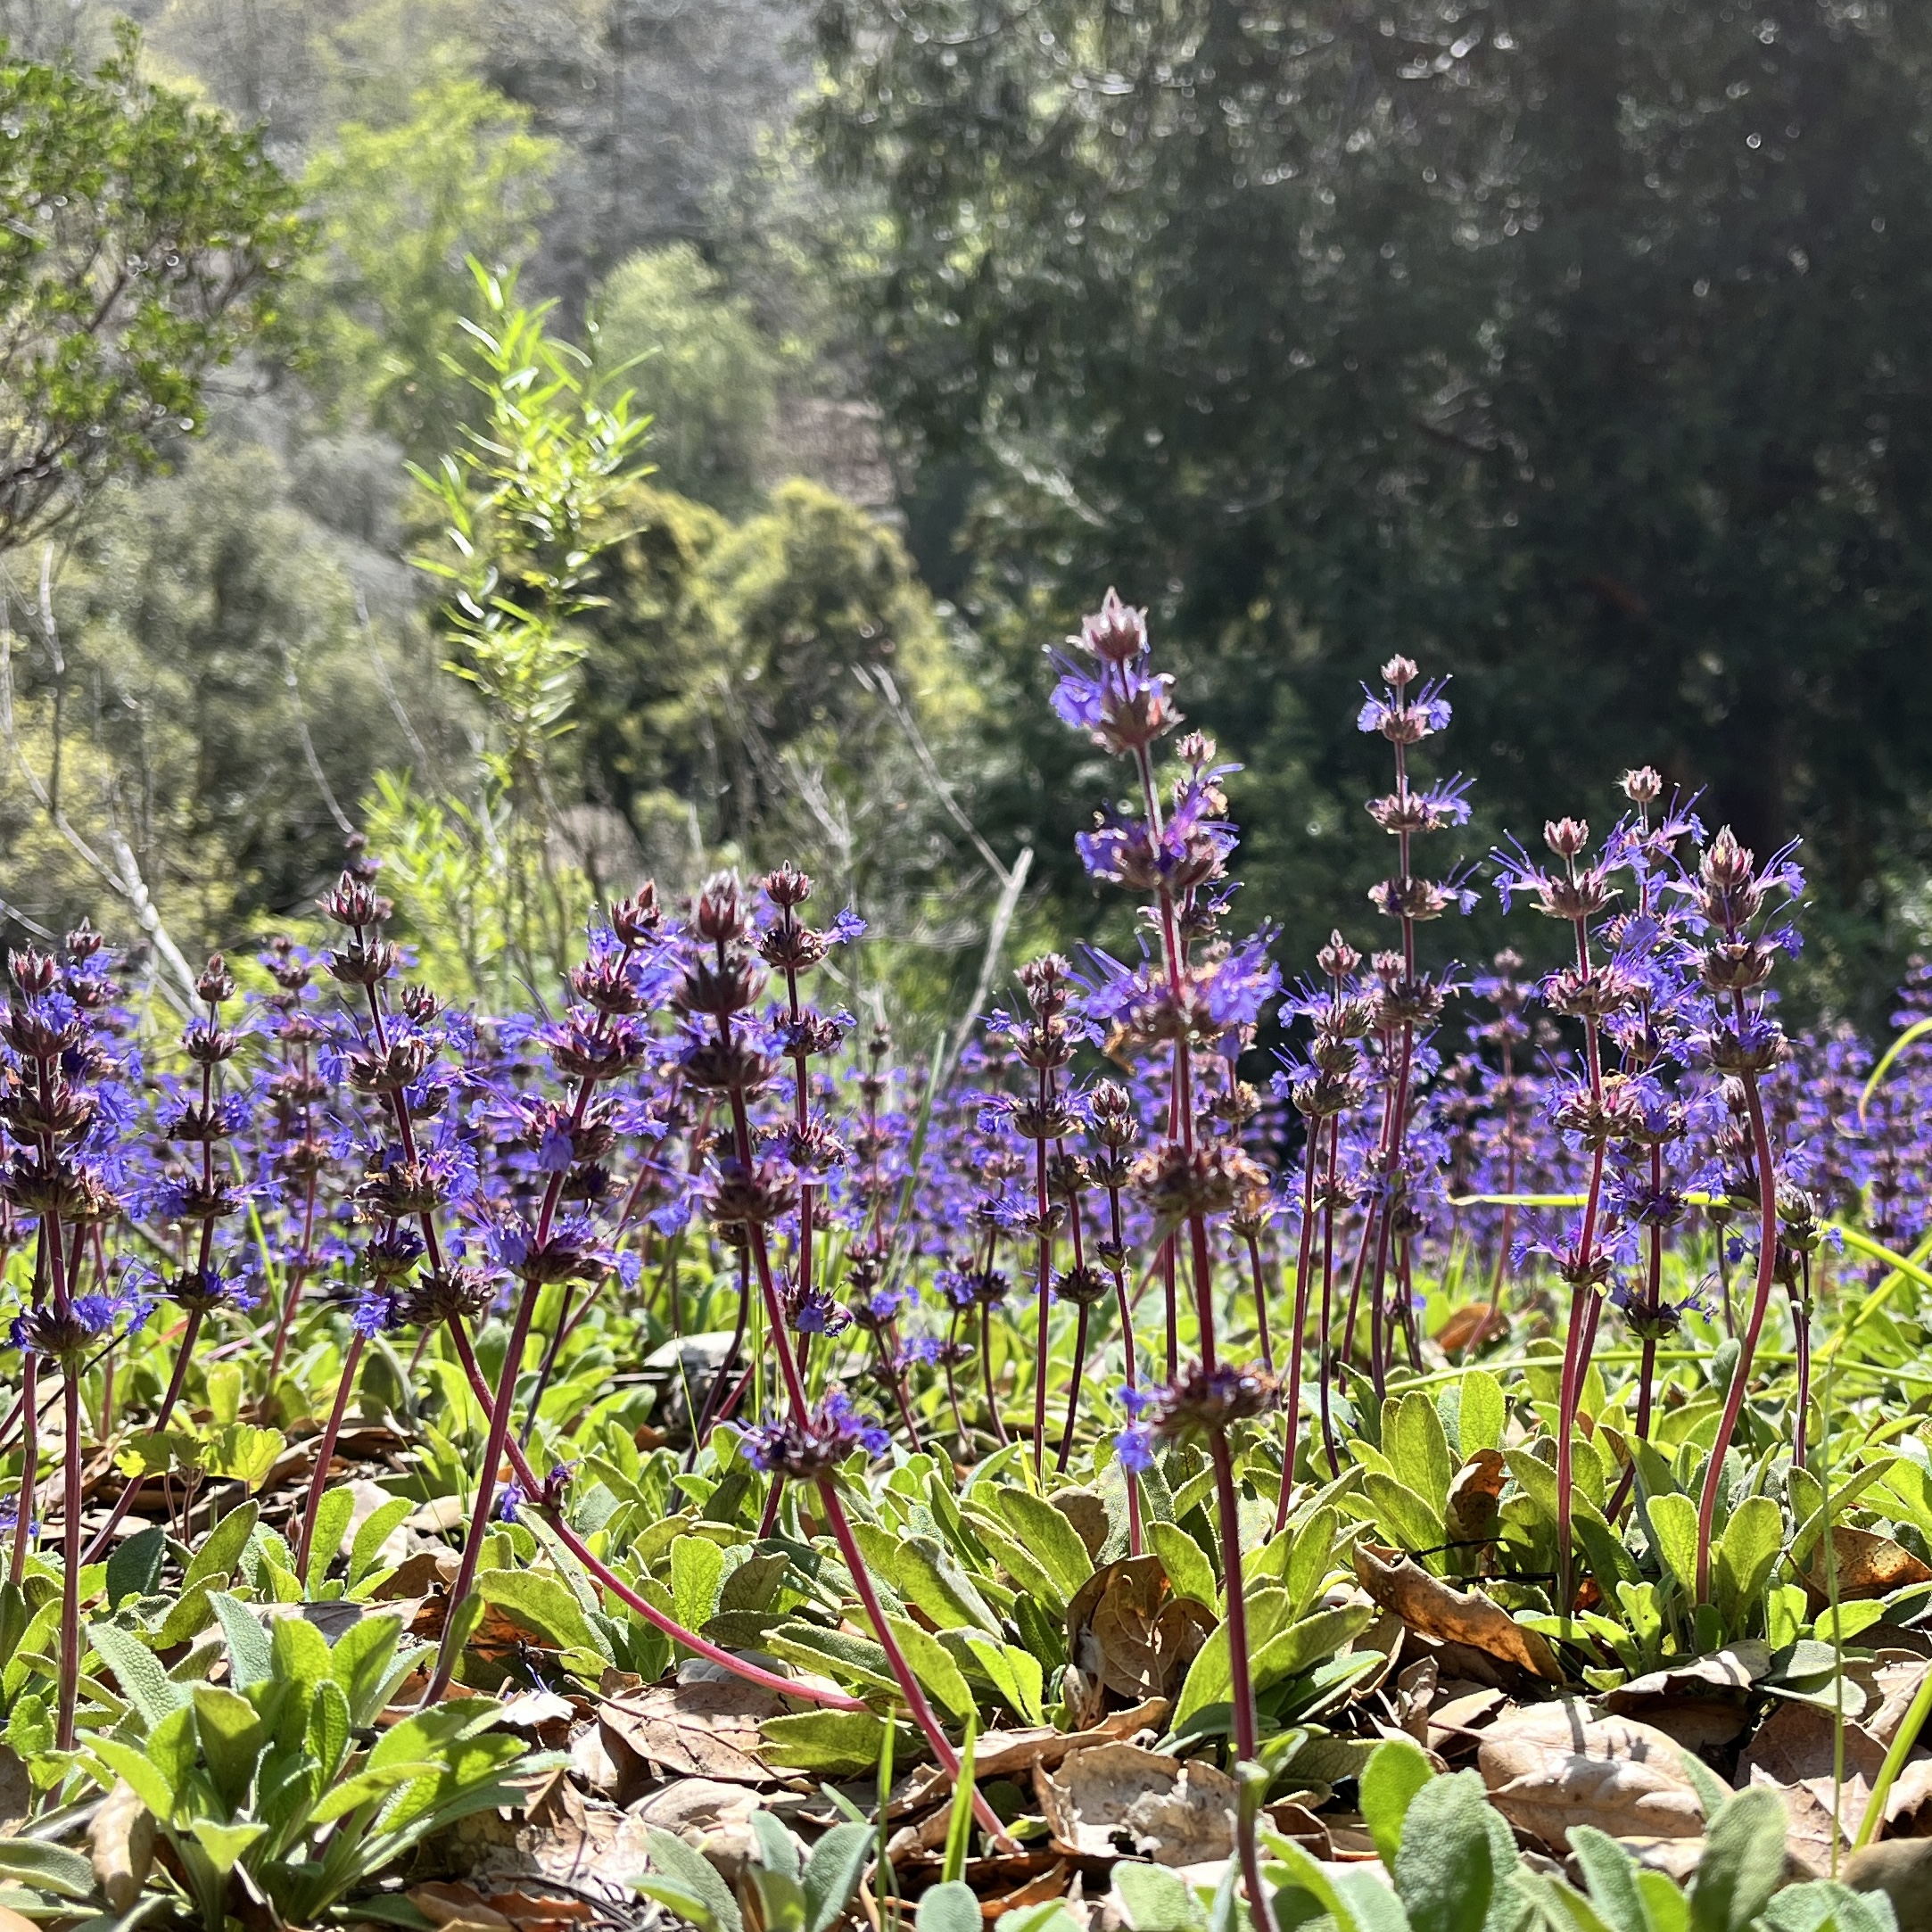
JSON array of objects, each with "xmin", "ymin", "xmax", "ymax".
[{"xmin": 8, "ymin": 593, "xmax": 1932, "ymax": 1932}]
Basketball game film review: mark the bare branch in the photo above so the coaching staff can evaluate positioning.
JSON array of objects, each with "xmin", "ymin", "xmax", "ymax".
[
  {"xmin": 0, "ymin": 551, "xmax": 197, "ymax": 1007},
  {"xmin": 277, "ymin": 637, "xmax": 357, "ymax": 838}
]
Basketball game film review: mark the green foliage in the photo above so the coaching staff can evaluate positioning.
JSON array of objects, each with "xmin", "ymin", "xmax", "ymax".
[
  {"xmin": 594, "ymin": 244, "xmax": 783, "ymax": 515},
  {"xmin": 0, "ymin": 24, "xmax": 306, "ymax": 549},
  {"xmin": 403, "ymin": 260, "xmax": 649, "ymax": 983},
  {"xmin": 574, "ymin": 474, "xmax": 1007, "ymax": 1018},
  {"xmin": 302, "ymin": 76, "xmax": 558, "ymax": 459},
  {"xmin": 76, "ymin": 1601, "xmax": 544, "ymax": 1928},
  {"xmin": 810, "ymin": 0, "xmax": 1932, "ymax": 1011},
  {"xmin": 0, "ymin": 435, "xmax": 464, "ymax": 961}
]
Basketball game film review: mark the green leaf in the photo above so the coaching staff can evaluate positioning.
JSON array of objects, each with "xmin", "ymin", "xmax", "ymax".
[
  {"xmin": 328, "ymin": 1610, "xmax": 408, "ymax": 1726},
  {"xmin": 1393, "ymin": 1771, "xmax": 1500, "ymax": 1932},
  {"xmin": 269, "ymin": 1611, "xmax": 333, "ymax": 1699},
  {"xmin": 763, "ymin": 1622, "xmax": 900, "ymax": 1702},
  {"xmin": 86, "ymin": 1734, "xmax": 178, "ymax": 1820},
  {"xmin": 882, "ymin": 1614, "xmax": 977, "ymax": 1723},
  {"xmin": 307, "ymin": 1759, "xmax": 440, "ymax": 1825},
  {"xmin": 921, "ymin": 1883, "xmax": 985, "ymax": 1932},
  {"xmin": 106, "ymin": 1525, "xmax": 167, "ymax": 1610},
  {"xmin": 1763, "ymin": 1882, "xmax": 1896, "ymax": 1932},
  {"xmin": 804, "ymin": 1821, "xmax": 873, "ymax": 1932},
  {"xmin": 1568, "ymin": 1828, "xmax": 1648, "ymax": 1932},
  {"xmin": 1647, "ymin": 1492, "xmax": 1702, "ymax": 1600},
  {"xmin": 636, "ymin": 1878, "xmax": 733, "ymax": 1932},
  {"xmin": 1713, "ymin": 1498, "xmax": 1784, "ymax": 1637},
  {"xmin": 304, "ymin": 1489, "xmax": 358, "ymax": 1590},
  {"xmin": 0, "ymin": 1839, "xmax": 97, "ymax": 1898},
  {"xmin": 943, "ymin": 1721, "xmax": 978, "ymax": 1882},
  {"xmin": 479, "ymin": 1567, "xmax": 609, "ymax": 1659},
  {"xmin": 759, "ymin": 1709, "xmax": 911, "ymax": 1775},
  {"xmin": 1263, "ymin": 1833, "xmax": 1409, "ymax": 1932},
  {"xmin": 1361, "ymin": 1736, "xmax": 1435, "ymax": 1868},
  {"xmin": 1638, "ymin": 1872, "xmax": 1691, "ymax": 1932},
  {"xmin": 1688, "ymin": 1788, "xmax": 1788, "ymax": 1932},
  {"xmin": 899, "ymin": 1532, "xmax": 1003, "ymax": 1633},
  {"xmin": 959, "ymin": 1633, "xmax": 1046, "ymax": 1725},
  {"xmin": 671, "ymin": 1536, "xmax": 728, "ymax": 1632},
  {"xmin": 1253, "ymin": 1605, "xmax": 1375, "ymax": 1693},
  {"xmin": 995, "ymin": 1489, "xmax": 1094, "ymax": 1602},
  {"xmin": 309, "ymin": 1675, "xmax": 351, "ymax": 1783},
  {"xmin": 154, "ymin": 1574, "xmax": 222, "ymax": 1648},
  {"xmin": 184, "ymin": 1502, "xmax": 260, "ymax": 1594},
  {"xmin": 149, "ymin": 1703, "xmax": 198, "ymax": 1796},
  {"xmin": 752, "ymin": 1808, "xmax": 802, "ymax": 1879},
  {"xmin": 1114, "ymin": 1862, "xmax": 1212, "ymax": 1932},
  {"xmin": 964, "ymin": 1510, "xmax": 1069, "ymax": 1611},
  {"xmin": 193, "ymin": 1683, "xmax": 268, "ymax": 1814},
  {"xmin": 1366, "ymin": 1472, "xmax": 1447, "ymax": 1553},
  {"xmin": 349, "ymin": 1496, "xmax": 414, "ymax": 1586},
  {"xmin": 202, "ymin": 1424, "xmax": 285, "ymax": 1489},
  {"xmin": 1678, "ymin": 1752, "xmax": 1732, "ymax": 1822},
  {"xmin": 87, "ymin": 1620, "xmax": 187, "ymax": 1729},
  {"xmin": 4, "ymin": 1694, "xmax": 50, "ymax": 1768},
  {"xmin": 1284, "ymin": 1506, "xmax": 1342, "ymax": 1618},
  {"xmin": 1458, "ymin": 1374, "xmax": 1507, "ymax": 1458},
  {"xmin": 1150, "ymin": 1522, "xmax": 1218, "ymax": 1608},
  {"xmin": 213, "ymin": 1593, "xmax": 274, "ymax": 1691},
  {"xmin": 644, "ymin": 1824, "xmax": 745, "ymax": 1932},
  {"xmin": 1391, "ymin": 1391, "xmax": 1456, "ymax": 1514},
  {"xmin": 1173, "ymin": 1587, "xmax": 1292, "ymax": 1730},
  {"xmin": 718, "ymin": 1549, "xmax": 789, "ymax": 1617},
  {"xmin": 186, "ymin": 1817, "xmax": 268, "ymax": 1876}
]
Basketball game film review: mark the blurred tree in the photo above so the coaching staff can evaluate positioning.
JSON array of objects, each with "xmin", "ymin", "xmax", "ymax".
[
  {"xmin": 301, "ymin": 76, "xmax": 557, "ymax": 460},
  {"xmin": 475, "ymin": 0, "xmax": 810, "ymax": 313},
  {"xmin": 592, "ymin": 244, "xmax": 780, "ymax": 514},
  {"xmin": 573, "ymin": 475, "xmax": 1016, "ymax": 1016},
  {"xmin": 0, "ymin": 436, "xmax": 465, "ymax": 970},
  {"xmin": 0, "ymin": 26, "xmax": 306, "ymax": 550},
  {"xmin": 810, "ymin": 0, "xmax": 1932, "ymax": 1013}
]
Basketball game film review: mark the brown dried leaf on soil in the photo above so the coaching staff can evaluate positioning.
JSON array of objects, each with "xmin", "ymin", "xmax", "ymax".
[
  {"xmin": 1354, "ymin": 1545, "xmax": 1565, "ymax": 1684},
  {"xmin": 599, "ymin": 1676, "xmax": 786, "ymax": 1783},
  {"xmin": 1475, "ymin": 1698, "xmax": 1712, "ymax": 1851},
  {"xmin": 888, "ymin": 1697, "xmax": 1170, "ymax": 1818},
  {"xmin": 1067, "ymin": 1558, "xmax": 1217, "ymax": 1702},
  {"xmin": 1036, "ymin": 1742, "xmax": 1238, "ymax": 1865}
]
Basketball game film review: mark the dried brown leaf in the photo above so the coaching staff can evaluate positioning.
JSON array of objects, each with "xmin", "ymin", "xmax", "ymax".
[
  {"xmin": 1067, "ymin": 1557, "xmax": 1216, "ymax": 1702},
  {"xmin": 600, "ymin": 1677, "xmax": 785, "ymax": 1783},
  {"xmin": 1845, "ymin": 1840, "xmax": 1932, "ymax": 1932},
  {"xmin": 1435, "ymin": 1305, "xmax": 1508, "ymax": 1357},
  {"xmin": 889, "ymin": 1699, "xmax": 1171, "ymax": 1818},
  {"xmin": 489, "ymin": 1892, "xmax": 598, "ymax": 1928},
  {"xmin": 1354, "ymin": 1545, "xmax": 1565, "ymax": 1684},
  {"xmin": 1445, "ymin": 1451, "xmax": 1507, "ymax": 1548},
  {"xmin": 1870, "ymin": 1657, "xmax": 1931, "ymax": 1747},
  {"xmin": 1801, "ymin": 1528, "xmax": 1932, "ymax": 1600},
  {"xmin": 88, "ymin": 1780, "xmax": 153, "ymax": 1915},
  {"xmin": 1606, "ymin": 1645, "xmax": 1771, "ymax": 1707},
  {"xmin": 1036, "ymin": 1742, "xmax": 1237, "ymax": 1865},
  {"xmin": 1476, "ymin": 1697, "xmax": 1712, "ymax": 1851},
  {"xmin": 409, "ymin": 1884, "xmax": 516, "ymax": 1929},
  {"xmin": 1053, "ymin": 1490, "xmax": 1112, "ymax": 1561}
]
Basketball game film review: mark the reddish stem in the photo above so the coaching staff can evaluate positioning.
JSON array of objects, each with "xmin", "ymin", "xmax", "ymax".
[
  {"xmin": 815, "ymin": 1476, "xmax": 1015, "ymax": 1848},
  {"xmin": 294, "ymin": 1329, "xmax": 367, "ymax": 1582},
  {"xmin": 1696, "ymin": 1074, "xmax": 1779, "ymax": 1601}
]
